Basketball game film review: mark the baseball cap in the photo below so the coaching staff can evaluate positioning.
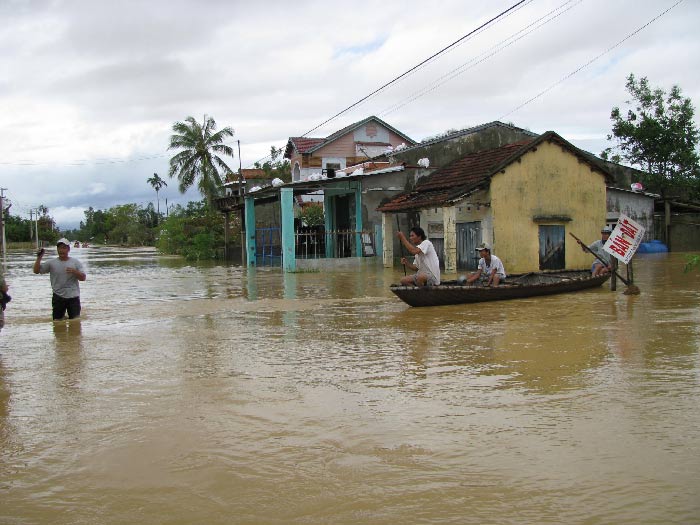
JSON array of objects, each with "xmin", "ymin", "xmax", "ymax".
[
  {"xmin": 601, "ymin": 226, "xmax": 612, "ymax": 234},
  {"xmin": 57, "ymin": 238, "xmax": 71, "ymax": 246},
  {"xmin": 475, "ymin": 242, "xmax": 491, "ymax": 251}
]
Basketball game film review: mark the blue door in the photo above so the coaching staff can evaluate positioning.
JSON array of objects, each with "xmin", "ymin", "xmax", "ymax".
[{"xmin": 457, "ymin": 222, "xmax": 481, "ymax": 270}]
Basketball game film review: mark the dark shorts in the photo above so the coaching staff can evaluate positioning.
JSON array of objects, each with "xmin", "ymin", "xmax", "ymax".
[{"xmin": 52, "ymin": 294, "xmax": 81, "ymax": 320}]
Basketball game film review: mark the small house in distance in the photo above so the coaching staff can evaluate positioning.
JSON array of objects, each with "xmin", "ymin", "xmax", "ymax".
[
  {"xmin": 284, "ymin": 116, "xmax": 416, "ymax": 182},
  {"xmin": 222, "ymin": 168, "xmax": 274, "ymax": 197},
  {"xmin": 378, "ymin": 131, "xmax": 615, "ymax": 274}
]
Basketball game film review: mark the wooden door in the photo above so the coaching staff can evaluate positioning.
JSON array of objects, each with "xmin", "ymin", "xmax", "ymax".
[
  {"xmin": 539, "ymin": 225, "xmax": 565, "ymax": 270},
  {"xmin": 457, "ymin": 222, "xmax": 481, "ymax": 270}
]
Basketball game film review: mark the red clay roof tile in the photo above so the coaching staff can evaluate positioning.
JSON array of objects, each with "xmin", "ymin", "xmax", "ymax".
[{"xmin": 378, "ymin": 131, "xmax": 610, "ymax": 213}]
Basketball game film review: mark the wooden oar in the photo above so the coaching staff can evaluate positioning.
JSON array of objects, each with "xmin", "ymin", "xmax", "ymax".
[
  {"xmin": 569, "ymin": 232, "xmax": 640, "ymax": 295},
  {"xmin": 396, "ymin": 215, "xmax": 406, "ymax": 276}
]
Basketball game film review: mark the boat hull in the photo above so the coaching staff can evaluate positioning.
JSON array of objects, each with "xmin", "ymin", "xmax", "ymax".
[{"xmin": 390, "ymin": 270, "xmax": 610, "ymax": 307}]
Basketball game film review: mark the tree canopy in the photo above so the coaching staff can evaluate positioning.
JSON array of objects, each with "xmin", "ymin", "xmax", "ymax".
[
  {"xmin": 147, "ymin": 172, "xmax": 168, "ymax": 219},
  {"xmin": 601, "ymin": 74, "xmax": 700, "ymax": 198},
  {"xmin": 168, "ymin": 115, "xmax": 235, "ymax": 202},
  {"xmin": 254, "ymin": 145, "xmax": 291, "ymax": 183}
]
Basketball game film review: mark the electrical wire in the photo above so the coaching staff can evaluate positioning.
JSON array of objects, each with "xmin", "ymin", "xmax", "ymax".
[
  {"xmin": 497, "ymin": 0, "xmax": 684, "ymax": 121},
  {"xmin": 0, "ymin": 152, "xmax": 170, "ymax": 167},
  {"xmin": 299, "ymin": 0, "xmax": 527, "ymax": 137},
  {"xmin": 379, "ymin": 0, "xmax": 582, "ymax": 118},
  {"xmin": 247, "ymin": 0, "xmax": 529, "ymax": 168}
]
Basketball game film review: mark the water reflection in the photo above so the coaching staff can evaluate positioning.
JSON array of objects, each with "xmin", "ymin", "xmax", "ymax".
[{"xmin": 52, "ymin": 320, "xmax": 85, "ymax": 387}]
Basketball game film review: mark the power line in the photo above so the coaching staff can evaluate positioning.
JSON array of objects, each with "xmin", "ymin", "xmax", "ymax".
[
  {"xmin": 0, "ymin": 152, "xmax": 170, "ymax": 167},
  {"xmin": 497, "ymin": 0, "xmax": 684, "ymax": 120},
  {"xmin": 379, "ymin": 0, "xmax": 582, "ymax": 118},
  {"xmin": 247, "ymin": 1, "xmax": 528, "ymax": 168},
  {"xmin": 300, "ymin": 0, "xmax": 526, "ymax": 138}
]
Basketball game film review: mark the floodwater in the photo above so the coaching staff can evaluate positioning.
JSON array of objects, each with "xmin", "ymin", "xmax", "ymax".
[{"xmin": 1, "ymin": 246, "xmax": 699, "ymax": 525}]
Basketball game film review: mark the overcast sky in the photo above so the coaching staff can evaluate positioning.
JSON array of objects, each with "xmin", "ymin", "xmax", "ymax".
[{"xmin": 1, "ymin": 0, "xmax": 698, "ymax": 229}]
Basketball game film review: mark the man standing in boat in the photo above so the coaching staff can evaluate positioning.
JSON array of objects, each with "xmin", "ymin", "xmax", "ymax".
[
  {"xmin": 466, "ymin": 243, "xmax": 506, "ymax": 287},
  {"xmin": 579, "ymin": 226, "xmax": 612, "ymax": 276},
  {"xmin": 397, "ymin": 227, "xmax": 441, "ymax": 286}
]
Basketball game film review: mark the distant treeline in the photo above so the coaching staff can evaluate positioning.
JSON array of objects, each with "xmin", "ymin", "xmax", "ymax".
[{"xmin": 6, "ymin": 200, "xmax": 240, "ymax": 261}]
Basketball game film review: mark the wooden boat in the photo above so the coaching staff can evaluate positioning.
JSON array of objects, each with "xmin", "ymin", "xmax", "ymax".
[{"xmin": 390, "ymin": 270, "xmax": 610, "ymax": 307}]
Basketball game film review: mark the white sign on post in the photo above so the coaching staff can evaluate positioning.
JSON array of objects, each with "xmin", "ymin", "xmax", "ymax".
[{"xmin": 604, "ymin": 214, "xmax": 646, "ymax": 265}]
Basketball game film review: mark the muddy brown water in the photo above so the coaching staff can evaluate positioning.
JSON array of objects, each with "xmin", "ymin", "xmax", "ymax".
[{"xmin": 1, "ymin": 247, "xmax": 699, "ymax": 524}]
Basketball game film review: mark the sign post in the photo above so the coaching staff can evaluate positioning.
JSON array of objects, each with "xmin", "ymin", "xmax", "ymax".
[{"xmin": 604, "ymin": 214, "xmax": 646, "ymax": 265}]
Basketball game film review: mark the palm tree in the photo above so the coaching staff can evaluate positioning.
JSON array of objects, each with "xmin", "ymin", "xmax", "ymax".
[
  {"xmin": 147, "ymin": 172, "xmax": 167, "ymax": 217},
  {"xmin": 167, "ymin": 115, "xmax": 235, "ymax": 203}
]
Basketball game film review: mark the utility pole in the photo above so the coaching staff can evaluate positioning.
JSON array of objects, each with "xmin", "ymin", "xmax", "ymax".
[
  {"xmin": 0, "ymin": 188, "xmax": 7, "ymax": 268},
  {"xmin": 34, "ymin": 208, "xmax": 40, "ymax": 250},
  {"xmin": 237, "ymin": 140, "xmax": 246, "ymax": 265}
]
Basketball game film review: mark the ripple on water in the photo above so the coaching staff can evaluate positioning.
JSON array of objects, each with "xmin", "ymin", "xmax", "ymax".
[{"xmin": 1, "ymin": 249, "xmax": 699, "ymax": 524}]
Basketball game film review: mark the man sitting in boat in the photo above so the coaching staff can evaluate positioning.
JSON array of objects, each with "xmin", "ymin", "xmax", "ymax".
[
  {"xmin": 580, "ymin": 226, "xmax": 612, "ymax": 276},
  {"xmin": 466, "ymin": 243, "xmax": 507, "ymax": 287},
  {"xmin": 397, "ymin": 227, "xmax": 441, "ymax": 286}
]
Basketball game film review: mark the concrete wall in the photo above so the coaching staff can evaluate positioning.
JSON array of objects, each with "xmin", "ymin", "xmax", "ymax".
[
  {"xmin": 390, "ymin": 125, "xmax": 535, "ymax": 168},
  {"xmin": 606, "ymin": 188, "xmax": 656, "ymax": 241},
  {"xmin": 359, "ymin": 169, "xmax": 434, "ymax": 262},
  {"xmin": 296, "ymin": 255, "xmax": 383, "ymax": 272},
  {"xmin": 489, "ymin": 140, "xmax": 608, "ymax": 273},
  {"xmin": 654, "ymin": 213, "xmax": 700, "ymax": 251}
]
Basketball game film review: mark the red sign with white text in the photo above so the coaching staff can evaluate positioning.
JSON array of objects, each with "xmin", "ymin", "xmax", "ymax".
[{"xmin": 604, "ymin": 214, "xmax": 645, "ymax": 265}]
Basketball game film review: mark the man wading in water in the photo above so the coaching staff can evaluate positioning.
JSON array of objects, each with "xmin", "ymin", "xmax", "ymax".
[{"xmin": 33, "ymin": 238, "xmax": 87, "ymax": 320}]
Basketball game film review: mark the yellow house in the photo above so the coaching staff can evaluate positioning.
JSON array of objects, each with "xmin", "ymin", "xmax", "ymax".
[{"xmin": 378, "ymin": 131, "xmax": 614, "ymax": 274}]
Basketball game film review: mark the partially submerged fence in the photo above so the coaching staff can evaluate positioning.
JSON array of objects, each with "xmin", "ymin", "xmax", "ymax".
[{"xmin": 254, "ymin": 227, "xmax": 376, "ymax": 266}]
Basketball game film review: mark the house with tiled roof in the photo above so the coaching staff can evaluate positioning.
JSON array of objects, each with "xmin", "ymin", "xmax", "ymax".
[
  {"xmin": 221, "ymin": 168, "xmax": 275, "ymax": 197},
  {"xmin": 378, "ymin": 131, "xmax": 615, "ymax": 274},
  {"xmin": 284, "ymin": 116, "xmax": 416, "ymax": 182}
]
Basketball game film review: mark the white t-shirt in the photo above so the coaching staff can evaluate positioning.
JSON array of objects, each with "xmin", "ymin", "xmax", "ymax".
[
  {"xmin": 415, "ymin": 239, "xmax": 441, "ymax": 285},
  {"xmin": 478, "ymin": 254, "xmax": 506, "ymax": 278}
]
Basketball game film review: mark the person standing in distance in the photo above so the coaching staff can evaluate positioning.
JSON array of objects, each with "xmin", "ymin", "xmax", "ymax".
[
  {"xmin": 397, "ymin": 226, "xmax": 441, "ymax": 286},
  {"xmin": 33, "ymin": 238, "xmax": 87, "ymax": 320}
]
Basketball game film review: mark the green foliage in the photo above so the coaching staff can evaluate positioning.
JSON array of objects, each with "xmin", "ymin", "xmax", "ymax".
[
  {"xmin": 81, "ymin": 207, "xmax": 111, "ymax": 243},
  {"xmin": 156, "ymin": 200, "xmax": 229, "ymax": 260},
  {"xmin": 107, "ymin": 203, "xmax": 157, "ymax": 245},
  {"xmin": 147, "ymin": 172, "xmax": 167, "ymax": 193},
  {"xmin": 299, "ymin": 203, "xmax": 325, "ymax": 227},
  {"xmin": 8, "ymin": 196, "xmax": 234, "ymax": 260},
  {"xmin": 602, "ymin": 74, "xmax": 700, "ymax": 198},
  {"xmin": 5, "ymin": 206, "xmax": 59, "ymax": 243},
  {"xmin": 254, "ymin": 145, "xmax": 292, "ymax": 183},
  {"xmin": 61, "ymin": 203, "xmax": 160, "ymax": 246},
  {"xmin": 147, "ymin": 172, "xmax": 168, "ymax": 220},
  {"xmin": 684, "ymin": 255, "xmax": 699, "ymax": 273},
  {"xmin": 168, "ymin": 115, "xmax": 235, "ymax": 203},
  {"xmin": 186, "ymin": 233, "xmax": 216, "ymax": 260},
  {"xmin": 4, "ymin": 213, "xmax": 33, "ymax": 242}
]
